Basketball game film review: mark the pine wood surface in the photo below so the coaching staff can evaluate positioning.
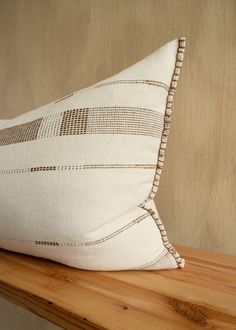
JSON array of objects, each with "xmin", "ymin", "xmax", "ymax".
[{"xmin": 0, "ymin": 245, "xmax": 235, "ymax": 329}]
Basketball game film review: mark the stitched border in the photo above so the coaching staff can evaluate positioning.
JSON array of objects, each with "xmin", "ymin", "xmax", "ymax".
[
  {"xmin": 140, "ymin": 204, "xmax": 185, "ymax": 268},
  {"xmin": 139, "ymin": 37, "xmax": 186, "ymax": 269},
  {"xmin": 146, "ymin": 37, "xmax": 186, "ymax": 201}
]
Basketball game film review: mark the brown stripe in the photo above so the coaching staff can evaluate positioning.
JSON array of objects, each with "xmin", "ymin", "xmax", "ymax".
[
  {"xmin": 0, "ymin": 106, "xmax": 163, "ymax": 146},
  {"xmin": 0, "ymin": 163, "xmax": 157, "ymax": 175},
  {"xmin": 134, "ymin": 249, "xmax": 170, "ymax": 270},
  {"xmin": 0, "ymin": 118, "xmax": 42, "ymax": 146},
  {"xmin": 84, "ymin": 212, "xmax": 150, "ymax": 246},
  {"xmin": 0, "ymin": 212, "xmax": 151, "ymax": 247},
  {"xmin": 60, "ymin": 108, "xmax": 88, "ymax": 136},
  {"xmin": 30, "ymin": 166, "xmax": 57, "ymax": 172},
  {"xmin": 94, "ymin": 79, "xmax": 169, "ymax": 92}
]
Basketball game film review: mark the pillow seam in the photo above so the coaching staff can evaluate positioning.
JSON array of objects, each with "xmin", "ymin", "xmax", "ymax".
[
  {"xmin": 138, "ymin": 37, "xmax": 186, "ymax": 269},
  {"xmin": 139, "ymin": 204, "xmax": 185, "ymax": 269},
  {"xmin": 147, "ymin": 36, "xmax": 186, "ymax": 202}
]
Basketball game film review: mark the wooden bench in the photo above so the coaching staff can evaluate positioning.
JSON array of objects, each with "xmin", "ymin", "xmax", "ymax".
[{"xmin": 0, "ymin": 245, "xmax": 235, "ymax": 329}]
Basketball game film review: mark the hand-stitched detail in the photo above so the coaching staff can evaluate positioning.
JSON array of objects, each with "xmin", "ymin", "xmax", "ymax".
[
  {"xmin": 85, "ymin": 107, "xmax": 163, "ymax": 137},
  {"xmin": 146, "ymin": 37, "xmax": 186, "ymax": 201},
  {"xmin": 51, "ymin": 79, "xmax": 169, "ymax": 106},
  {"xmin": 0, "ymin": 212, "xmax": 151, "ymax": 247},
  {"xmin": 30, "ymin": 166, "xmax": 57, "ymax": 172},
  {"xmin": 134, "ymin": 249, "xmax": 170, "ymax": 270},
  {"xmin": 83, "ymin": 212, "xmax": 151, "ymax": 246},
  {"xmin": 94, "ymin": 79, "xmax": 169, "ymax": 92},
  {"xmin": 35, "ymin": 241, "xmax": 59, "ymax": 246},
  {"xmin": 0, "ymin": 163, "xmax": 157, "ymax": 175},
  {"xmin": 60, "ymin": 108, "xmax": 88, "ymax": 136},
  {"xmin": 0, "ymin": 106, "xmax": 164, "ymax": 146},
  {"xmin": 136, "ymin": 38, "xmax": 186, "ymax": 270},
  {"xmin": 139, "ymin": 203, "xmax": 185, "ymax": 269},
  {"xmin": 0, "ymin": 118, "xmax": 42, "ymax": 146},
  {"xmin": 82, "ymin": 164, "xmax": 156, "ymax": 169},
  {"xmin": 37, "ymin": 113, "xmax": 63, "ymax": 139}
]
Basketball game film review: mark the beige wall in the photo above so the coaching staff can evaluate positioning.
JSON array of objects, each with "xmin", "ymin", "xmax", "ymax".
[
  {"xmin": 0, "ymin": 0, "xmax": 235, "ymax": 259},
  {"xmin": 0, "ymin": 297, "xmax": 61, "ymax": 329}
]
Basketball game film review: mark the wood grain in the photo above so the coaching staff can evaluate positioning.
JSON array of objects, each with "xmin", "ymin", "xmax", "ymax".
[
  {"xmin": 0, "ymin": 245, "xmax": 235, "ymax": 329},
  {"xmin": 0, "ymin": 0, "xmax": 235, "ymax": 257}
]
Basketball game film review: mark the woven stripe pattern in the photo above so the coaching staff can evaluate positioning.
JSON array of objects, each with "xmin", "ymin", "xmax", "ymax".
[{"xmin": 0, "ymin": 38, "xmax": 186, "ymax": 271}]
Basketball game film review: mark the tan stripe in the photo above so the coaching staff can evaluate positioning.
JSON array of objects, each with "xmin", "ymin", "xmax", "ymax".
[
  {"xmin": 94, "ymin": 79, "xmax": 169, "ymax": 92},
  {"xmin": 84, "ymin": 212, "xmax": 150, "ymax": 246},
  {"xmin": 30, "ymin": 166, "xmax": 57, "ymax": 172},
  {"xmin": 0, "ymin": 163, "xmax": 157, "ymax": 175},
  {"xmin": 0, "ymin": 212, "xmax": 151, "ymax": 247},
  {"xmin": 0, "ymin": 118, "xmax": 42, "ymax": 146},
  {"xmin": 0, "ymin": 106, "xmax": 163, "ymax": 146},
  {"xmin": 134, "ymin": 249, "xmax": 170, "ymax": 270}
]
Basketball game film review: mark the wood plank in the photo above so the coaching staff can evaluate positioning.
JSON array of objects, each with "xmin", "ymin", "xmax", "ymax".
[{"xmin": 0, "ymin": 245, "xmax": 235, "ymax": 329}]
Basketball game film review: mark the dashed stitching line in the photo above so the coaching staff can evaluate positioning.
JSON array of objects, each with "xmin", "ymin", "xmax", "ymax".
[
  {"xmin": 0, "ymin": 212, "xmax": 151, "ymax": 247},
  {"xmin": 0, "ymin": 163, "xmax": 157, "ymax": 175},
  {"xmin": 83, "ymin": 212, "xmax": 150, "ymax": 246},
  {"xmin": 52, "ymin": 79, "xmax": 169, "ymax": 105},
  {"xmin": 0, "ymin": 106, "xmax": 164, "ymax": 146},
  {"xmin": 134, "ymin": 249, "xmax": 170, "ymax": 270},
  {"xmin": 94, "ymin": 79, "xmax": 169, "ymax": 92}
]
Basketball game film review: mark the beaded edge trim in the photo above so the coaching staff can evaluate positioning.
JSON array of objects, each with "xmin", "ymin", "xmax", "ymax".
[
  {"xmin": 139, "ymin": 37, "xmax": 186, "ymax": 269},
  {"xmin": 140, "ymin": 204, "xmax": 185, "ymax": 268},
  {"xmin": 148, "ymin": 37, "xmax": 186, "ymax": 200}
]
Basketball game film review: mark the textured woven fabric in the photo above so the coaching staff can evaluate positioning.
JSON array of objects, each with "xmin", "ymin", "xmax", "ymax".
[{"xmin": 0, "ymin": 38, "xmax": 186, "ymax": 270}]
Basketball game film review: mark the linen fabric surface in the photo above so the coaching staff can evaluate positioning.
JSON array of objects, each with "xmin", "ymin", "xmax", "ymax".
[{"xmin": 0, "ymin": 37, "xmax": 186, "ymax": 271}]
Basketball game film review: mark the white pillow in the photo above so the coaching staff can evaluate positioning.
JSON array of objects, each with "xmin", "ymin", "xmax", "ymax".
[{"xmin": 0, "ymin": 37, "xmax": 186, "ymax": 271}]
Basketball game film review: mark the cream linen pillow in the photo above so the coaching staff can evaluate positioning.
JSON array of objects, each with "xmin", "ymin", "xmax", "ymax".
[{"xmin": 0, "ymin": 37, "xmax": 186, "ymax": 271}]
